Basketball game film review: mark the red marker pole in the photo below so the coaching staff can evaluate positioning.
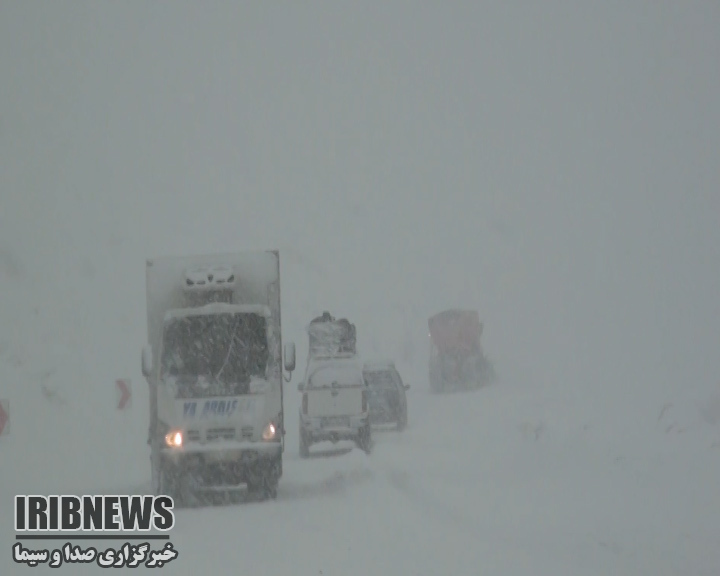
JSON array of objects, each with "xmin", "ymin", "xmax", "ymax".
[{"xmin": 116, "ymin": 379, "xmax": 132, "ymax": 410}]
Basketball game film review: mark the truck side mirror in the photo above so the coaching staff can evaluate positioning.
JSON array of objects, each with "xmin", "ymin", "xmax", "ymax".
[
  {"xmin": 141, "ymin": 345, "xmax": 153, "ymax": 378},
  {"xmin": 283, "ymin": 342, "xmax": 296, "ymax": 373}
]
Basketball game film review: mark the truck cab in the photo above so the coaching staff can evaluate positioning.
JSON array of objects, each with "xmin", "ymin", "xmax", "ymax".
[{"xmin": 141, "ymin": 252, "xmax": 295, "ymax": 505}]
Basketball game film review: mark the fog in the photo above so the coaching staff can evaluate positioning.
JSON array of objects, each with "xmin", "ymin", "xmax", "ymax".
[{"xmin": 1, "ymin": 2, "xmax": 719, "ymax": 574}]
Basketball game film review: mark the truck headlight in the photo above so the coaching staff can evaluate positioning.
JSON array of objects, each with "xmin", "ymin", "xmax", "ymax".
[
  {"xmin": 262, "ymin": 422, "xmax": 277, "ymax": 441},
  {"xmin": 165, "ymin": 430, "xmax": 183, "ymax": 448}
]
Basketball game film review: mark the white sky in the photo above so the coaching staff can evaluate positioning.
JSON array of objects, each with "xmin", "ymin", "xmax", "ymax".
[{"xmin": 1, "ymin": 1, "xmax": 718, "ymax": 396}]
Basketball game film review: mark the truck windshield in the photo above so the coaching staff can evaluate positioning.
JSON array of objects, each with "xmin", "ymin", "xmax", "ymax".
[{"xmin": 160, "ymin": 312, "xmax": 269, "ymax": 396}]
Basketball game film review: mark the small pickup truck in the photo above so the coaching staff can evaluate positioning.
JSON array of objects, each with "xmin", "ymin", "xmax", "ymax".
[{"xmin": 297, "ymin": 356, "xmax": 371, "ymax": 457}]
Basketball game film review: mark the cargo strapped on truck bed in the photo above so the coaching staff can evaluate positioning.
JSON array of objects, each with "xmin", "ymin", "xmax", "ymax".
[
  {"xmin": 428, "ymin": 309, "xmax": 483, "ymax": 355},
  {"xmin": 307, "ymin": 312, "xmax": 356, "ymax": 359}
]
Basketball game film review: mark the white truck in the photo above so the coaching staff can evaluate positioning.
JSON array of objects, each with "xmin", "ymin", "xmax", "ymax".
[
  {"xmin": 297, "ymin": 313, "xmax": 371, "ymax": 457},
  {"xmin": 140, "ymin": 250, "xmax": 296, "ymax": 505}
]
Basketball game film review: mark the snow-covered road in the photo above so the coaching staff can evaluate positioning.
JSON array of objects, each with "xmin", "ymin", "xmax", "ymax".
[{"xmin": 2, "ymin": 368, "xmax": 718, "ymax": 575}]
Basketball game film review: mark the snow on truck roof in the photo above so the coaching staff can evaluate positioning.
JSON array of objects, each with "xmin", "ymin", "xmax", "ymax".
[
  {"xmin": 163, "ymin": 303, "xmax": 271, "ymax": 322},
  {"xmin": 183, "ymin": 265, "xmax": 236, "ymax": 289},
  {"xmin": 428, "ymin": 309, "xmax": 481, "ymax": 323}
]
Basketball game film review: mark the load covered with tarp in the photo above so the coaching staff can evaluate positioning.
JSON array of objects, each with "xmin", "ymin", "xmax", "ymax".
[
  {"xmin": 428, "ymin": 309, "xmax": 482, "ymax": 357},
  {"xmin": 428, "ymin": 309, "xmax": 493, "ymax": 392},
  {"xmin": 307, "ymin": 311, "xmax": 356, "ymax": 359}
]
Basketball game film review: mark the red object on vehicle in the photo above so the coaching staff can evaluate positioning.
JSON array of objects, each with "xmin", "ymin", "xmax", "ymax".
[{"xmin": 428, "ymin": 309, "xmax": 483, "ymax": 357}]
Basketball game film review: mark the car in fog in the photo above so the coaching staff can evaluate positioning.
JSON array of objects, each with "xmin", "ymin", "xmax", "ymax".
[{"xmin": 362, "ymin": 360, "xmax": 410, "ymax": 430}]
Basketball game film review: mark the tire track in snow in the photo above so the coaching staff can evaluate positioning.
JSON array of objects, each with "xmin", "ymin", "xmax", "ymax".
[
  {"xmin": 383, "ymin": 467, "xmax": 479, "ymax": 533},
  {"xmin": 279, "ymin": 466, "xmax": 376, "ymax": 502},
  {"xmin": 366, "ymin": 463, "xmax": 511, "ymax": 574}
]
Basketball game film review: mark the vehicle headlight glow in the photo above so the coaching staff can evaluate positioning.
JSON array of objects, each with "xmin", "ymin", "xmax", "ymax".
[
  {"xmin": 262, "ymin": 422, "xmax": 277, "ymax": 441},
  {"xmin": 165, "ymin": 431, "xmax": 183, "ymax": 448}
]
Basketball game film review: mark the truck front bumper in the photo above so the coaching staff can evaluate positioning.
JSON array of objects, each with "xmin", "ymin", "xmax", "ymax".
[
  {"xmin": 300, "ymin": 414, "xmax": 369, "ymax": 442},
  {"xmin": 160, "ymin": 441, "xmax": 282, "ymax": 489}
]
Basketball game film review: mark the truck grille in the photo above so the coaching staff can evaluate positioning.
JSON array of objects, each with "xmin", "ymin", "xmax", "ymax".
[
  {"xmin": 206, "ymin": 427, "xmax": 236, "ymax": 441},
  {"xmin": 184, "ymin": 427, "xmax": 252, "ymax": 443}
]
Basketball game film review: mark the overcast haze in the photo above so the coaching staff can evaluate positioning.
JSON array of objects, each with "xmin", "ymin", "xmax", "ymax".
[{"xmin": 1, "ymin": 2, "xmax": 719, "ymax": 574}]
